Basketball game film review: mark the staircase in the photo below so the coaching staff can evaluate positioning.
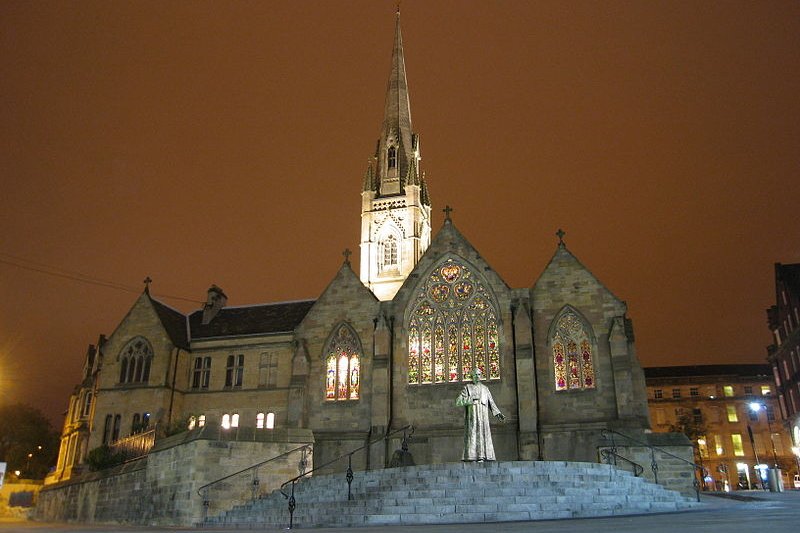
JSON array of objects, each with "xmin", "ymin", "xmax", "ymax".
[{"xmin": 203, "ymin": 461, "xmax": 702, "ymax": 528}]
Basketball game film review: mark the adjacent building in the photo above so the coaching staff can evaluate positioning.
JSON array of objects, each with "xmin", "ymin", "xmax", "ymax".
[
  {"xmin": 766, "ymin": 262, "xmax": 800, "ymax": 476},
  {"xmin": 645, "ymin": 364, "xmax": 796, "ymax": 490}
]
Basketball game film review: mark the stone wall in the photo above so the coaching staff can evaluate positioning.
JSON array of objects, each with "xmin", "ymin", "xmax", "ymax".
[{"xmin": 35, "ymin": 428, "xmax": 313, "ymax": 526}]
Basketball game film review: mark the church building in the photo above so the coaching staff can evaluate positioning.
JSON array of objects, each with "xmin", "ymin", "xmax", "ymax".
[{"xmin": 51, "ymin": 13, "xmax": 651, "ymax": 483}]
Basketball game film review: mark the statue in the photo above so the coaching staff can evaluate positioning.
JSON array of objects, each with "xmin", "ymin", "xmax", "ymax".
[{"xmin": 456, "ymin": 369, "xmax": 505, "ymax": 461}]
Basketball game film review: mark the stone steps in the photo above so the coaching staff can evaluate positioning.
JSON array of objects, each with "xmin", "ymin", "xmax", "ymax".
[{"xmin": 202, "ymin": 461, "xmax": 701, "ymax": 528}]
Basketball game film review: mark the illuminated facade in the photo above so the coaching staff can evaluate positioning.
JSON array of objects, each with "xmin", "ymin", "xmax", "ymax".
[
  {"xmin": 50, "ymin": 13, "xmax": 650, "ymax": 484},
  {"xmin": 646, "ymin": 364, "xmax": 797, "ymax": 491}
]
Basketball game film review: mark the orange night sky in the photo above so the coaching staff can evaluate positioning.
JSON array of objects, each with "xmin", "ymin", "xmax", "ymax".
[{"xmin": 1, "ymin": 0, "xmax": 799, "ymax": 425}]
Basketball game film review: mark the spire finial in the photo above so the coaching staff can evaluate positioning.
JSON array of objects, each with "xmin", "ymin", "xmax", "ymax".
[
  {"xmin": 342, "ymin": 248, "xmax": 352, "ymax": 265},
  {"xmin": 143, "ymin": 276, "xmax": 153, "ymax": 294},
  {"xmin": 396, "ymin": 2, "xmax": 401, "ymax": 17},
  {"xmin": 556, "ymin": 229, "xmax": 566, "ymax": 246},
  {"xmin": 443, "ymin": 205, "xmax": 453, "ymax": 222}
]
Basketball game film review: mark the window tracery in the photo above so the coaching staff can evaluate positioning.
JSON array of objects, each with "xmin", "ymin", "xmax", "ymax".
[
  {"xmin": 551, "ymin": 308, "xmax": 596, "ymax": 391},
  {"xmin": 118, "ymin": 338, "xmax": 153, "ymax": 384},
  {"xmin": 324, "ymin": 324, "xmax": 361, "ymax": 401},
  {"xmin": 407, "ymin": 258, "xmax": 501, "ymax": 384},
  {"xmin": 380, "ymin": 234, "xmax": 399, "ymax": 270}
]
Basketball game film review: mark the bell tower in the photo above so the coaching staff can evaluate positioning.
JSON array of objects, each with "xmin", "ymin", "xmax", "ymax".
[{"xmin": 360, "ymin": 10, "xmax": 432, "ymax": 301}]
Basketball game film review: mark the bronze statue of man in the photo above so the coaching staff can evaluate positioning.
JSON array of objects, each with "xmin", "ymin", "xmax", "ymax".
[{"xmin": 456, "ymin": 369, "xmax": 505, "ymax": 461}]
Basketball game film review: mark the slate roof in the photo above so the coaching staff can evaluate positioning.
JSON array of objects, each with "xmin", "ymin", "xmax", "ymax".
[
  {"xmin": 644, "ymin": 364, "xmax": 772, "ymax": 379},
  {"xmin": 149, "ymin": 297, "xmax": 190, "ymax": 349},
  {"xmin": 188, "ymin": 300, "xmax": 315, "ymax": 339}
]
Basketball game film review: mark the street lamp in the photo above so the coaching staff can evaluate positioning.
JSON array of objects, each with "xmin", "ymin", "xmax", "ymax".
[{"xmin": 749, "ymin": 402, "xmax": 779, "ymax": 468}]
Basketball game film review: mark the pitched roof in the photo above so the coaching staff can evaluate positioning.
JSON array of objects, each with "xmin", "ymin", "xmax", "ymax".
[
  {"xmin": 776, "ymin": 263, "xmax": 800, "ymax": 297},
  {"xmin": 644, "ymin": 364, "xmax": 772, "ymax": 379},
  {"xmin": 188, "ymin": 300, "xmax": 315, "ymax": 339},
  {"xmin": 149, "ymin": 296, "xmax": 189, "ymax": 349}
]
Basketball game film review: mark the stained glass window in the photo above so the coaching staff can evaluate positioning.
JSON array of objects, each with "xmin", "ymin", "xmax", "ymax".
[
  {"xmin": 118, "ymin": 337, "xmax": 153, "ymax": 384},
  {"xmin": 407, "ymin": 258, "xmax": 501, "ymax": 384},
  {"xmin": 324, "ymin": 324, "xmax": 362, "ymax": 401},
  {"xmin": 551, "ymin": 309, "xmax": 596, "ymax": 391}
]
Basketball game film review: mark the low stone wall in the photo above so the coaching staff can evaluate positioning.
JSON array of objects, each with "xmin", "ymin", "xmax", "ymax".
[
  {"xmin": 34, "ymin": 427, "xmax": 313, "ymax": 526},
  {"xmin": 598, "ymin": 431, "xmax": 698, "ymax": 498},
  {"xmin": 0, "ymin": 481, "xmax": 43, "ymax": 519}
]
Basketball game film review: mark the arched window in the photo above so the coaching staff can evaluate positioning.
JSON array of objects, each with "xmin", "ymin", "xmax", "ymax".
[
  {"xmin": 407, "ymin": 258, "xmax": 501, "ymax": 384},
  {"xmin": 551, "ymin": 308, "xmax": 596, "ymax": 391},
  {"xmin": 266, "ymin": 412, "xmax": 275, "ymax": 429},
  {"xmin": 324, "ymin": 324, "xmax": 362, "ymax": 401},
  {"xmin": 118, "ymin": 338, "xmax": 154, "ymax": 384},
  {"xmin": 387, "ymin": 146, "xmax": 397, "ymax": 169},
  {"xmin": 256, "ymin": 412, "xmax": 265, "ymax": 429},
  {"xmin": 132, "ymin": 413, "xmax": 141, "ymax": 434},
  {"xmin": 221, "ymin": 414, "xmax": 231, "ymax": 429},
  {"xmin": 112, "ymin": 414, "xmax": 121, "ymax": 442},
  {"xmin": 188, "ymin": 416, "xmax": 196, "ymax": 430},
  {"xmin": 198, "ymin": 414, "xmax": 206, "ymax": 428},
  {"xmin": 231, "ymin": 413, "xmax": 239, "ymax": 428},
  {"xmin": 380, "ymin": 234, "xmax": 399, "ymax": 270}
]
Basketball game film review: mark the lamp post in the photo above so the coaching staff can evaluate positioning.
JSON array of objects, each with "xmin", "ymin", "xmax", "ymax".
[{"xmin": 749, "ymin": 402, "xmax": 779, "ymax": 468}]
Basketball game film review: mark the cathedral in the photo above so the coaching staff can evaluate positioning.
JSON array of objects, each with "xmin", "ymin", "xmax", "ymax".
[{"xmin": 50, "ymin": 13, "xmax": 651, "ymax": 484}]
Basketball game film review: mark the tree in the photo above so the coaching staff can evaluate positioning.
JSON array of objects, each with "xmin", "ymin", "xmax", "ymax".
[
  {"xmin": 669, "ymin": 408, "xmax": 709, "ymax": 464},
  {"xmin": 0, "ymin": 403, "xmax": 60, "ymax": 479}
]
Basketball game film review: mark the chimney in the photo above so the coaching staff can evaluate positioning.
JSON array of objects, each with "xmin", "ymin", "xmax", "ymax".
[{"xmin": 202, "ymin": 285, "xmax": 227, "ymax": 325}]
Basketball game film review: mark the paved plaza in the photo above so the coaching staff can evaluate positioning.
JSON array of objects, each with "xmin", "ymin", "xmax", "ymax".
[{"xmin": 1, "ymin": 491, "xmax": 798, "ymax": 533}]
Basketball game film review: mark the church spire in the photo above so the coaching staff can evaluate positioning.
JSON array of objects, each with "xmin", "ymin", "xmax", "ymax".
[{"xmin": 370, "ymin": 9, "xmax": 421, "ymax": 198}]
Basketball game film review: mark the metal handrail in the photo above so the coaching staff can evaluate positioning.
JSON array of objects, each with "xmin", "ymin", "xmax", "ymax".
[
  {"xmin": 600, "ymin": 448, "xmax": 644, "ymax": 477},
  {"xmin": 197, "ymin": 443, "xmax": 312, "ymax": 496},
  {"xmin": 279, "ymin": 425, "xmax": 413, "ymax": 529},
  {"xmin": 601, "ymin": 428, "xmax": 708, "ymax": 502}
]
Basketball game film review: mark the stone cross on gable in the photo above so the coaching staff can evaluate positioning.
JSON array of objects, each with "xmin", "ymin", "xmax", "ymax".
[
  {"xmin": 556, "ymin": 229, "xmax": 566, "ymax": 245},
  {"xmin": 443, "ymin": 205, "xmax": 453, "ymax": 221},
  {"xmin": 143, "ymin": 276, "xmax": 152, "ymax": 293},
  {"xmin": 342, "ymin": 248, "xmax": 352, "ymax": 265}
]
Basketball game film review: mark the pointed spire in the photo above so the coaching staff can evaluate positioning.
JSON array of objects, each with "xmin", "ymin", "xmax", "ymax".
[{"xmin": 374, "ymin": 8, "xmax": 418, "ymax": 196}]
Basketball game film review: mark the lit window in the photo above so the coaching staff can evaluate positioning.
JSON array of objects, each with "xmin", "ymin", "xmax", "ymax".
[
  {"xmin": 731, "ymin": 434, "xmax": 745, "ymax": 456},
  {"xmin": 266, "ymin": 412, "xmax": 275, "ymax": 429},
  {"xmin": 408, "ymin": 259, "xmax": 502, "ymax": 384},
  {"xmin": 325, "ymin": 324, "xmax": 361, "ymax": 400},
  {"xmin": 198, "ymin": 415, "xmax": 206, "ymax": 428},
  {"xmin": 256, "ymin": 412, "xmax": 265, "ymax": 429},
  {"xmin": 697, "ymin": 437, "xmax": 709, "ymax": 458},
  {"xmin": 551, "ymin": 308, "xmax": 595, "ymax": 390},
  {"xmin": 726, "ymin": 405, "xmax": 738, "ymax": 422},
  {"xmin": 723, "ymin": 386, "xmax": 734, "ymax": 397},
  {"xmin": 761, "ymin": 385, "xmax": 772, "ymax": 396},
  {"xmin": 714, "ymin": 434, "xmax": 724, "ymax": 456},
  {"xmin": 654, "ymin": 389, "xmax": 663, "ymax": 399},
  {"xmin": 188, "ymin": 416, "xmax": 196, "ymax": 430},
  {"xmin": 231, "ymin": 413, "xmax": 239, "ymax": 428},
  {"xmin": 221, "ymin": 414, "xmax": 231, "ymax": 429}
]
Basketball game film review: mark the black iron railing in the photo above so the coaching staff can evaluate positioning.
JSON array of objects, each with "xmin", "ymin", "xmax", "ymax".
[
  {"xmin": 601, "ymin": 428, "xmax": 708, "ymax": 502},
  {"xmin": 600, "ymin": 447, "xmax": 644, "ymax": 477},
  {"xmin": 279, "ymin": 425, "xmax": 413, "ymax": 529},
  {"xmin": 197, "ymin": 443, "xmax": 312, "ymax": 523},
  {"xmin": 110, "ymin": 428, "xmax": 156, "ymax": 461}
]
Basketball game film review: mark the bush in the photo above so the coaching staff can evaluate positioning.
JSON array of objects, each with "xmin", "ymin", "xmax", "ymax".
[{"xmin": 84, "ymin": 445, "xmax": 125, "ymax": 471}]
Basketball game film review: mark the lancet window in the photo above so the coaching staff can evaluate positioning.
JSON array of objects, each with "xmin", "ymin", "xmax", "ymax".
[
  {"xmin": 551, "ymin": 308, "xmax": 596, "ymax": 391},
  {"xmin": 407, "ymin": 258, "xmax": 501, "ymax": 384},
  {"xmin": 380, "ymin": 234, "xmax": 399, "ymax": 270},
  {"xmin": 118, "ymin": 338, "xmax": 153, "ymax": 384},
  {"xmin": 387, "ymin": 146, "xmax": 397, "ymax": 169},
  {"xmin": 324, "ymin": 324, "xmax": 361, "ymax": 401}
]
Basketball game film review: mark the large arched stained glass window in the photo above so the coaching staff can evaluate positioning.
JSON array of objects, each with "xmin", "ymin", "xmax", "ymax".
[
  {"xmin": 407, "ymin": 258, "xmax": 500, "ymax": 384},
  {"xmin": 324, "ymin": 324, "xmax": 361, "ymax": 401},
  {"xmin": 552, "ymin": 308, "xmax": 596, "ymax": 391}
]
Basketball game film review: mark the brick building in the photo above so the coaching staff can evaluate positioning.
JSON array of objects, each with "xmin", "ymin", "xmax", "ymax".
[
  {"xmin": 766, "ymin": 263, "xmax": 800, "ymax": 475},
  {"xmin": 50, "ymin": 13, "xmax": 652, "ymax": 484},
  {"xmin": 645, "ymin": 364, "xmax": 796, "ymax": 490}
]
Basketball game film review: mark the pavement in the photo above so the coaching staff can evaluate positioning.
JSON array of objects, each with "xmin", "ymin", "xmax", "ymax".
[{"xmin": 1, "ymin": 490, "xmax": 798, "ymax": 533}]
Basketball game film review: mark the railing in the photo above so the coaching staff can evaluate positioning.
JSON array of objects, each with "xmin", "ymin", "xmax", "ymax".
[
  {"xmin": 600, "ymin": 447, "xmax": 644, "ymax": 477},
  {"xmin": 600, "ymin": 428, "xmax": 708, "ymax": 502},
  {"xmin": 197, "ymin": 443, "xmax": 312, "ymax": 523},
  {"xmin": 279, "ymin": 425, "xmax": 414, "ymax": 530},
  {"xmin": 109, "ymin": 428, "xmax": 156, "ymax": 461}
]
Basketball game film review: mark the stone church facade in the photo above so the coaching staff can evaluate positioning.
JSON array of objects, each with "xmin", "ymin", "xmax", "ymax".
[{"xmin": 50, "ymin": 14, "xmax": 650, "ymax": 484}]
